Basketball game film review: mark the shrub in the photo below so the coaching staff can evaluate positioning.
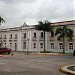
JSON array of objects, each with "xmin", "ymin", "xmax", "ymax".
[{"xmin": 40, "ymin": 50, "xmax": 50, "ymax": 53}]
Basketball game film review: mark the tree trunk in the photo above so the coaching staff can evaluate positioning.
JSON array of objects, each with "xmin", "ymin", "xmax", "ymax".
[
  {"xmin": 63, "ymin": 36, "xmax": 65, "ymax": 54},
  {"xmin": 44, "ymin": 31, "xmax": 45, "ymax": 51}
]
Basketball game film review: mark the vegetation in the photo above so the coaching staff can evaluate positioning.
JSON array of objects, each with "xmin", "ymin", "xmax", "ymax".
[
  {"xmin": 55, "ymin": 25, "xmax": 73, "ymax": 53},
  {"xmin": 35, "ymin": 20, "xmax": 54, "ymax": 51},
  {"xmin": 0, "ymin": 16, "xmax": 5, "ymax": 25},
  {"xmin": 40, "ymin": 50, "xmax": 50, "ymax": 53}
]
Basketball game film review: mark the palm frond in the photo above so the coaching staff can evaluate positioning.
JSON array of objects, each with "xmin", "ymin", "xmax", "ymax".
[
  {"xmin": 35, "ymin": 20, "xmax": 54, "ymax": 32},
  {"xmin": 55, "ymin": 27, "xmax": 62, "ymax": 36},
  {"xmin": 0, "ymin": 16, "xmax": 5, "ymax": 25}
]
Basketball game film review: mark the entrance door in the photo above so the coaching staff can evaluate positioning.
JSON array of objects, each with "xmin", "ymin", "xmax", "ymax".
[{"xmin": 15, "ymin": 43, "xmax": 17, "ymax": 51}]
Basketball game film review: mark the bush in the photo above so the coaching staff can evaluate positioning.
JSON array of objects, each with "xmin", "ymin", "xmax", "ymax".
[{"xmin": 40, "ymin": 50, "xmax": 50, "ymax": 53}]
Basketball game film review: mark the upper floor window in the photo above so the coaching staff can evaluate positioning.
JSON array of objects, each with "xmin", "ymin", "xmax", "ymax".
[
  {"xmin": 41, "ymin": 32, "xmax": 43, "ymax": 38},
  {"xmin": 34, "ymin": 33, "xmax": 36, "ymax": 37},
  {"xmin": 50, "ymin": 32, "xmax": 54, "ymax": 38},
  {"xmin": 10, "ymin": 34, "xmax": 12, "ymax": 38},
  {"xmin": 15, "ymin": 34, "xmax": 17, "ymax": 39},
  {"xmin": 23, "ymin": 33, "xmax": 26, "ymax": 38},
  {"xmin": 4, "ymin": 35, "xmax": 6, "ymax": 39}
]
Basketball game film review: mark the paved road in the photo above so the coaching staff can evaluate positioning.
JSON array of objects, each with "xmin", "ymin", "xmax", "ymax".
[{"xmin": 0, "ymin": 52, "xmax": 75, "ymax": 75}]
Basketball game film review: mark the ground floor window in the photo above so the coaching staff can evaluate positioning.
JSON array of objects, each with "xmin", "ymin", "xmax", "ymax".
[
  {"xmin": 33, "ymin": 43, "xmax": 36, "ymax": 48},
  {"xmin": 51, "ymin": 43, "xmax": 54, "ymax": 49},
  {"xmin": 15, "ymin": 43, "xmax": 17, "ymax": 50},
  {"xmin": 10, "ymin": 43, "xmax": 12, "ymax": 48},
  {"xmin": 40, "ymin": 43, "xmax": 43, "ymax": 48},
  {"xmin": 59, "ymin": 43, "xmax": 63, "ymax": 49},
  {"xmin": 5, "ymin": 43, "xmax": 6, "ymax": 47},
  {"xmin": 23, "ymin": 42, "xmax": 26, "ymax": 49},
  {"xmin": 69, "ymin": 43, "xmax": 73, "ymax": 50}
]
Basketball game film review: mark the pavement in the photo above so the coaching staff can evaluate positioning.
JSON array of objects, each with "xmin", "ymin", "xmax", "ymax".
[{"xmin": 0, "ymin": 52, "xmax": 75, "ymax": 75}]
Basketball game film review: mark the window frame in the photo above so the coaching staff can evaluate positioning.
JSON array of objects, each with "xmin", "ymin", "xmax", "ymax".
[
  {"xmin": 33, "ymin": 43, "xmax": 36, "ymax": 48},
  {"xmin": 41, "ymin": 32, "xmax": 43, "ymax": 38},
  {"xmin": 68, "ymin": 43, "xmax": 73, "ymax": 50},
  {"xmin": 40, "ymin": 43, "xmax": 43, "ymax": 48},
  {"xmin": 34, "ymin": 33, "xmax": 36, "ymax": 38},
  {"xmin": 23, "ymin": 42, "xmax": 26, "ymax": 49},
  {"xmin": 59, "ymin": 43, "xmax": 63, "ymax": 50},
  {"xmin": 51, "ymin": 43, "xmax": 54, "ymax": 49},
  {"xmin": 23, "ymin": 33, "xmax": 26, "ymax": 38}
]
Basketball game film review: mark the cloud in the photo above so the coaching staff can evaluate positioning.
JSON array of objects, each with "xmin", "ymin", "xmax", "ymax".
[
  {"xmin": 0, "ymin": 0, "xmax": 74, "ymax": 28},
  {"xmin": 1, "ymin": 0, "xmax": 38, "ymax": 4},
  {"xmin": 37, "ymin": 0, "xmax": 74, "ymax": 22}
]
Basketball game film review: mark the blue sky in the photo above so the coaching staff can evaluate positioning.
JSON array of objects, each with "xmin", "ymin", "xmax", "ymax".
[{"xmin": 0, "ymin": 0, "xmax": 74, "ymax": 28}]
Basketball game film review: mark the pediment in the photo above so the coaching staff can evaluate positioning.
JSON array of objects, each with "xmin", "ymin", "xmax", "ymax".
[{"xmin": 21, "ymin": 22, "xmax": 30, "ymax": 29}]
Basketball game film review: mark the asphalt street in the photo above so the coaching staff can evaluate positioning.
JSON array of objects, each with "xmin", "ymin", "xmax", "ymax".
[{"xmin": 0, "ymin": 52, "xmax": 75, "ymax": 75}]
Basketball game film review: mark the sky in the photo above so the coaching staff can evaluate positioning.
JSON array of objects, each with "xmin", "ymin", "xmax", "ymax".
[{"xmin": 0, "ymin": 0, "xmax": 74, "ymax": 28}]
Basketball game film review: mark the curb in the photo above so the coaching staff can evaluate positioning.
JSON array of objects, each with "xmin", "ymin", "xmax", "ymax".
[
  {"xmin": 29, "ymin": 53, "xmax": 72, "ymax": 56},
  {"xmin": 60, "ymin": 65, "xmax": 75, "ymax": 75}
]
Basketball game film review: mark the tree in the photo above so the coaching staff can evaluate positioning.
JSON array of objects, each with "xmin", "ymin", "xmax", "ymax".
[
  {"xmin": 35, "ymin": 20, "xmax": 54, "ymax": 51},
  {"xmin": 55, "ymin": 25, "xmax": 73, "ymax": 53},
  {"xmin": 0, "ymin": 16, "xmax": 5, "ymax": 25}
]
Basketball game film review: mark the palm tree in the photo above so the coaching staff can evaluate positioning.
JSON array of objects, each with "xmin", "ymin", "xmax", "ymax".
[
  {"xmin": 0, "ymin": 16, "xmax": 5, "ymax": 25},
  {"xmin": 35, "ymin": 20, "xmax": 54, "ymax": 51},
  {"xmin": 55, "ymin": 25, "xmax": 73, "ymax": 53}
]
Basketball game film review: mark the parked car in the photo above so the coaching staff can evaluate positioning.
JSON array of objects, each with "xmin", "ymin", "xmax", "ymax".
[
  {"xmin": 73, "ymin": 49, "xmax": 75, "ymax": 56},
  {"xmin": 0, "ymin": 47, "xmax": 12, "ymax": 54}
]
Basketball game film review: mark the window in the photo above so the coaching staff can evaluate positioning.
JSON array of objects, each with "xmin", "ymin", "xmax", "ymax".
[
  {"xmin": 4, "ymin": 35, "xmax": 6, "ymax": 39},
  {"xmin": 10, "ymin": 34, "xmax": 12, "ymax": 38},
  {"xmin": 23, "ymin": 33, "xmax": 26, "ymax": 38},
  {"xmin": 0, "ymin": 35, "xmax": 2, "ymax": 39},
  {"xmin": 59, "ymin": 43, "xmax": 63, "ymax": 49},
  {"xmin": 69, "ymin": 43, "xmax": 73, "ymax": 49},
  {"xmin": 23, "ymin": 42, "xmax": 26, "ymax": 49},
  {"xmin": 15, "ymin": 34, "xmax": 17, "ymax": 39},
  {"xmin": 40, "ymin": 43, "xmax": 43, "ymax": 48},
  {"xmin": 41, "ymin": 32, "xmax": 43, "ymax": 37},
  {"xmin": 33, "ymin": 43, "xmax": 36, "ymax": 48},
  {"xmin": 10, "ymin": 43, "xmax": 12, "ymax": 48},
  {"xmin": 0, "ymin": 43, "xmax": 2, "ymax": 47},
  {"xmin": 5, "ymin": 43, "xmax": 6, "ymax": 47},
  {"xmin": 34, "ymin": 33, "xmax": 36, "ymax": 37},
  {"xmin": 51, "ymin": 43, "xmax": 54, "ymax": 49},
  {"xmin": 51, "ymin": 32, "xmax": 54, "ymax": 38},
  {"xmin": 15, "ymin": 43, "xmax": 17, "ymax": 50}
]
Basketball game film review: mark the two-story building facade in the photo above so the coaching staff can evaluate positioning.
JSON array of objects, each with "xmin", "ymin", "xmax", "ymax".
[{"xmin": 0, "ymin": 20, "xmax": 75, "ymax": 53}]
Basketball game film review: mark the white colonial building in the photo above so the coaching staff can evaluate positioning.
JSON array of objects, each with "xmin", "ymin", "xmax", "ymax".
[{"xmin": 0, "ymin": 20, "xmax": 75, "ymax": 53}]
